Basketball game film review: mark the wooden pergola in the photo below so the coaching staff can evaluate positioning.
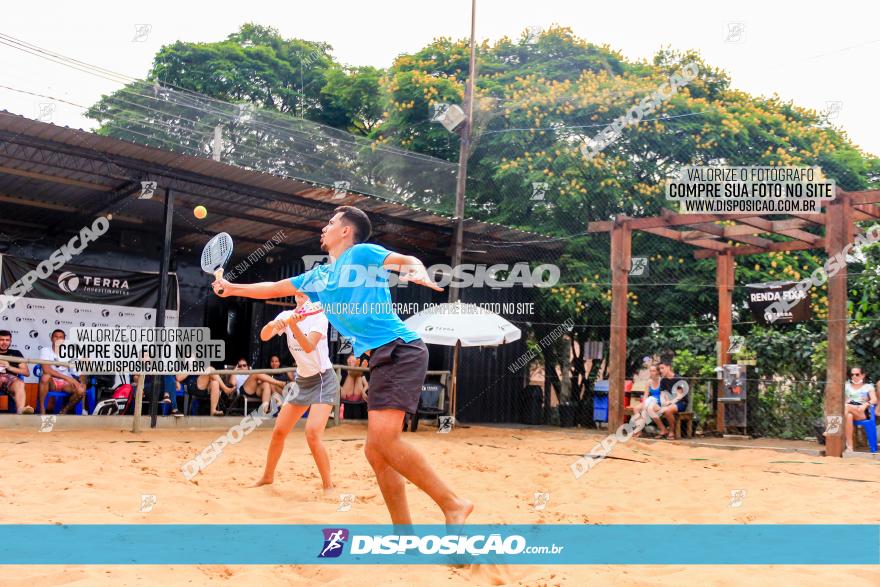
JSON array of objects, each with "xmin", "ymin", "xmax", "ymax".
[{"xmin": 588, "ymin": 189, "xmax": 880, "ymax": 457}]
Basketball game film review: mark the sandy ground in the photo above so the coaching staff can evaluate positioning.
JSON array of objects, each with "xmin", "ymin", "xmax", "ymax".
[{"xmin": 0, "ymin": 421, "xmax": 878, "ymax": 586}]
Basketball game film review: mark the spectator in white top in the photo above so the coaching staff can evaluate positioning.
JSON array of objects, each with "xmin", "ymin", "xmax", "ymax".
[
  {"xmin": 226, "ymin": 358, "xmax": 286, "ymax": 414},
  {"xmin": 38, "ymin": 329, "xmax": 85, "ymax": 414}
]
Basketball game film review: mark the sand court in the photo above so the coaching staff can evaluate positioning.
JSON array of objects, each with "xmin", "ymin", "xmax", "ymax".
[{"xmin": 1, "ymin": 422, "xmax": 877, "ymax": 585}]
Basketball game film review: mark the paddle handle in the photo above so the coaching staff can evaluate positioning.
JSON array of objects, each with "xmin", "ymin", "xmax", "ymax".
[{"xmin": 214, "ymin": 268, "xmax": 224, "ymax": 294}]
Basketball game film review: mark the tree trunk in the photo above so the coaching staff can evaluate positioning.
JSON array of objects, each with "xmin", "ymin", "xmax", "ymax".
[{"xmin": 560, "ymin": 335, "xmax": 572, "ymax": 403}]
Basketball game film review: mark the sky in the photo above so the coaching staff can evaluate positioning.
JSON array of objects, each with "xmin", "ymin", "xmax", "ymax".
[{"xmin": 1, "ymin": 0, "xmax": 878, "ymax": 155}]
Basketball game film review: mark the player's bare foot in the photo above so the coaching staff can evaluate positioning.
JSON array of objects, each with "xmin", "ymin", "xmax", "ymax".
[
  {"xmin": 323, "ymin": 486, "xmax": 336, "ymax": 497},
  {"xmin": 251, "ymin": 476, "xmax": 273, "ymax": 487},
  {"xmin": 444, "ymin": 497, "xmax": 474, "ymax": 527}
]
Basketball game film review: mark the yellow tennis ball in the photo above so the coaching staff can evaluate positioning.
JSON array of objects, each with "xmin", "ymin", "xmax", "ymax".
[{"xmin": 194, "ymin": 205, "xmax": 207, "ymax": 219}]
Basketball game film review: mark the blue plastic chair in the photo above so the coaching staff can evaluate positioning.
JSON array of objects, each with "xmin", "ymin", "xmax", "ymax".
[
  {"xmin": 43, "ymin": 391, "xmax": 72, "ymax": 414},
  {"xmin": 35, "ymin": 364, "xmax": 93, "ymax": 415},
  {"xmin": 854, "ymin": 405, "xmax": 878, "ymax": 453},
  {"xmin": 85, "ymin": 377, "xmax": 97, "ymax": 414},
  {"xmin": 161, "ymin": 389, "xmax": 186, "ymax": 416}
]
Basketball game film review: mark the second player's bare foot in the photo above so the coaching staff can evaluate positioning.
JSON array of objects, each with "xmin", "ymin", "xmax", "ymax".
[
  {"xmin": 251, "ymin": 476, "xmax": 274, "ymax": 487},
  {"xmin": 323, "ymin": 486, "xmax": 336, "ymax": 497},
  {"xmin": 444, "ymin": 497, "xmax": 474, "ymax": 528}
]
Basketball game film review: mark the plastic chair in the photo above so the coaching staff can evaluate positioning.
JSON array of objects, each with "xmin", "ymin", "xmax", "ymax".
[
  {"xmin": 161, "ymin": 389, "xmax": 185, "ymax": 416},
  {"xmin": 410, "ymin": 382, "xmax": 447, "ymax": 432},
  {"xmin": 43, "ymin": 391, "xmax": 72, "ymax": 414},
  {"xmin": 85, "ymin": 376, "xmax": 97, "ymax": 414},
  {"xmin": 854, "ymin": 404, "xmax": 878, "ymax": 453},
  {"xmin": 184, "ymin": 389, "xmax": 204, "ymax": 415},
  {"xmin": 37, "ymin": 364, "xmax": 93, "ymax": 415},
  {"xmin": 160, "ymin": 375, "xmax": 186, "ymax": 416}
]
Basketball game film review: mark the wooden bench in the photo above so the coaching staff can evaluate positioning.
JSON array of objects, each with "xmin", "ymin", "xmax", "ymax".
[{"xmin": 624, "ymin": 404, "xmax": 694, "ymax": 439}]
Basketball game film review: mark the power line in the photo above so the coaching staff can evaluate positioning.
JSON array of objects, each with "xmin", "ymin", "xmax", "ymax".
[{"xmin": 0, "ymin": 32, "xmax": 456, "ymax": 167}]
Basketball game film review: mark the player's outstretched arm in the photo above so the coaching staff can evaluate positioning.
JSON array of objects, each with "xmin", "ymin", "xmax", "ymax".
[
  {"xmin": 383, "ymin": 252, "xmax": 443, "ymax": 292},
  {"xmin": 212, "ymin": 277, "xmax": 299, "ymax": 299}
]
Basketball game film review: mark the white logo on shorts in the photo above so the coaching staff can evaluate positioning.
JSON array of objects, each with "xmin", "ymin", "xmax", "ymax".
[{"xmin": 282, "ymin": 382, "xmax": 300, "ymax": 403}]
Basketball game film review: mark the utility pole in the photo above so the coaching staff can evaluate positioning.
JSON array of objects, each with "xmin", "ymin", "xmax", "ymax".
[
  {"xmin": 449, "ymin": 0, "xmax": 477, "ymax": 303},
  {"xmin": 213, "ymin": 125, "xmax": 222, "ymax": 161}
]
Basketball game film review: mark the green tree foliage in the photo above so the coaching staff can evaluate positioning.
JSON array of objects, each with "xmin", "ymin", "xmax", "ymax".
[
  {"xmin": 84, "ymin": 24, "xmax": 880, "ymax": 434},
  {"xmin": 87, "ymin": 23, "xmax": 383, "ymax": 138}
]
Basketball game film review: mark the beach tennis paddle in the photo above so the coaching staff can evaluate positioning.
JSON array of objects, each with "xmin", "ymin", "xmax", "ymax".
[
  {"xmin": 202, "ymin": 232, "xmax": 233, "ymax": 294},
  {"xmin": 294, "ymin": 300, "xmax": 324, "ymax": 318}
]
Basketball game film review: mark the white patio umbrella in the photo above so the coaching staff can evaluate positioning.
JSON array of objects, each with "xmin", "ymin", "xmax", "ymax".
[{"xmin": 404, "ymin": 301, "xmax": 522, "ymax": 421}]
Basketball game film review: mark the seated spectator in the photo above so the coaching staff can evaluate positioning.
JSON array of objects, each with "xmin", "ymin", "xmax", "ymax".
[
  {"xmin": 269, "ymin": 354, "xmax": 294, "ymax": 383},
  {"xmin": 191, "ymin": 367, "xmax": 236, "ymax": 416},
  {"xmin": 227, "ymin": 358, "xmax": 285, "ymax": 414},
  {"xmin": 340, "ymin": 354, "xmax": 368, "ymax": 402},
  {"xmin": 633, "ymin": 363, "xmax": 662, "ymax": 437},
  {"xmin": 656, "ymin": 360, "xmax": 688, "ymax": 440},
  {"xmin": 38, "ymin": 329, "xmax": 85, "ymax": 414},
  {"xmin": 0, "ymin": 329, "xmax": 33, "ymax": 414},
  {"xmin": 843, "ymin": 366, "xmax": 877, "ymax": 453},
  {"xmin": 174, "ymin": 372, "xmax": 190, "ymax": 391},
  {"xmin": 160, "ymin": 372, "xmax": 192, "ymax": 415}
]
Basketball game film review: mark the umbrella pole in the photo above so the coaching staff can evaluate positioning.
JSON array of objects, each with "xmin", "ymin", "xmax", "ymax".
[{"xmin": 451, "ymin": 341, "xmax": 460, "ymax": 423}]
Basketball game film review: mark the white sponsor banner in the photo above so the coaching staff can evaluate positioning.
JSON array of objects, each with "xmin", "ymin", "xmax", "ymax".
[
  {"xmin": 0, "ymin": 297, "xmax": 178, "ymax": 382},
  {"xmin": 0, "ymin": 255, "xmax": 178, "ymax": 382}
]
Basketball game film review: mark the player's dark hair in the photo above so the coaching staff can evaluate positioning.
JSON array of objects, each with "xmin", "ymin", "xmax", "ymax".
[
  {"xmin": 659, "ymin": 358, "xmax": 672, "ymax": 368},
  {"xmin": 51, "ymin": 329, "xmax": 65, "ymax": 338},
  {"xmin": 334, "ymin": 206, "xmax": 372, "ymax": 243},
  {"xmin": 0, "ymin": 329, "xmax": 11, "ymax": 337}
]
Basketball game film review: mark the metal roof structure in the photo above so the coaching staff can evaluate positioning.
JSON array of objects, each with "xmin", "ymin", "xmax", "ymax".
[{"xmin": 0, "ymin": 110, "xmax": 562, "ymax": 262}]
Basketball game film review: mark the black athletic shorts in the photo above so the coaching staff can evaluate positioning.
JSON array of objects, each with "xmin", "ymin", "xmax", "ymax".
[{"xmin": 366, "ymin": 338, "xmax": 428, "ymax": 413}]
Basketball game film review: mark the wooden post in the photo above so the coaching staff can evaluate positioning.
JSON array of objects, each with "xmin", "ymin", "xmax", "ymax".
[
  {"xmin": 716, "ymin": 253, "xmax": 734, "ymax": 433},
  {"xmin": 450, "ymin": 340, "xmax": 461, "ymax": 424},
  {"xmin": 824, "ymin": 194, "xmax": 851, "ymax": 457},
  {"xmin": 150, "ymin": 187, "xmax": 174, "ymax": 428},
  {"xmin": 131, "ymin": 373, "xmax": 146, "ymax": 433},
  {"xmin": 608, "ymin": 217, "xmax": 631, "ymax": 430}
]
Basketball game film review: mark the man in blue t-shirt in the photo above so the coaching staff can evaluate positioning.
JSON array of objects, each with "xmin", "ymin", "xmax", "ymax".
[{"xmin": 212, "ymin": 205, "xmax": 472, "ymax": 525}]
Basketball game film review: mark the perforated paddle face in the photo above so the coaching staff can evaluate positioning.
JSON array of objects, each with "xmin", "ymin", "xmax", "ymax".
[{"xmin": 201, "ymin": 232, "xmax": 232, "ymax": 274}]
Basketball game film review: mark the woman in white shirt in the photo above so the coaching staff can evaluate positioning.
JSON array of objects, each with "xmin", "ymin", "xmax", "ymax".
[
  {"xmin": 843, "ymin": 366, "xmax": 877, "ymax": 453},
  {"xmin": 252, "ymin": 292, "xmax": 339, "ymax": 494},
  {"xmin": 226, "ymin": 359, "xmax": 286, "ymax": 414}
]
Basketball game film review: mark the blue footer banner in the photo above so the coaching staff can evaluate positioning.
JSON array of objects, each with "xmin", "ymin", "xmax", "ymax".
[{"xmin": 1, "ymin": 525, "xmax": 877, "ymax": 565}]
